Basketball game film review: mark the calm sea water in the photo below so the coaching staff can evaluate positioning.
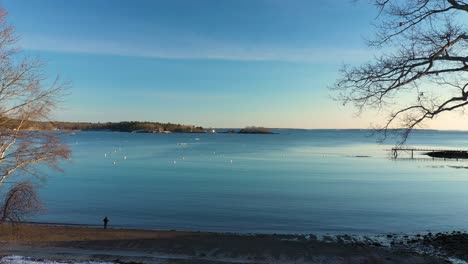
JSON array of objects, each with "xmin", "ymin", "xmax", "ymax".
[{"xmin": 20, "ymin": 130, "xmax": 468, "ymax": 234}]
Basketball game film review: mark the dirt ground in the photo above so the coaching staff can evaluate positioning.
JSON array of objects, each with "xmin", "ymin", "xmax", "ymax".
[{"xmin": 0, "ymin": 224, "xmax": 454, "ymax": 264}]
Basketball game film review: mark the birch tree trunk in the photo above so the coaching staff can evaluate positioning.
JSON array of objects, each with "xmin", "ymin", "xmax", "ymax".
[{"xmin": 0, "ymin": 8, "xmax": 70, "ymax": 223}]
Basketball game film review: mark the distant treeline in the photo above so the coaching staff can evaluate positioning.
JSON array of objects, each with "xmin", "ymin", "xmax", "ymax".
[
  {"xmin": 0, "ymin": 119, "xmax": 205, "ymax": 133},
  {"xmin": 239, "ymin": 126, "xmax": 273, "ymax": 134},
  {"xmin": 222, "ymin": 126, "xmax": 274, "ymax": 134},
  {"xmin": 55, "ymin": 121, "xmax": 205, "ymax": 133}
]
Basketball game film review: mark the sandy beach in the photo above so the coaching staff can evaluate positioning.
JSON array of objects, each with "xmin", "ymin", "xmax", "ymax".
[{"xmin": 0, "ymin": 224, "xmax": 462, "ymax": 264}]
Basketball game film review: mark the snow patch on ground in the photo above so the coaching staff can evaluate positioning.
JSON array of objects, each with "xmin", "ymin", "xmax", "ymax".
[{"xmin": 0, "ymin": 256, "xmax": 114, "ymax": 264}]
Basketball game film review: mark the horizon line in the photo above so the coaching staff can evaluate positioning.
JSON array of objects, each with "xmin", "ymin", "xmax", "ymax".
[{"xmin": 43, "ymin": 120, "xmax": 468, "ymax": 132}]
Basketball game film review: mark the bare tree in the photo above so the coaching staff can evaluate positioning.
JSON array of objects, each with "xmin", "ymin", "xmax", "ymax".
[
  {"xmin": 334, "ymin": 0, "xmax": 468, "ymax": 143},
  {"xmin": 1, "ymin": 182, "xmax": 42, "ymax": 224},
  {"xmin": 0, "ymin": 8, "xmax": 70, "ymax": 222}
]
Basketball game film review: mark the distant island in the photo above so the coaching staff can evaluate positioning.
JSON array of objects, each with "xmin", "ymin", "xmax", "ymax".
[
  {"xmin": 222, "ymin": 126, "xmax": 275, "ymax": 134},
  {"xmin": 56, "ymin": 121, "xmax": 206, "ymax": 133},
  {"xmin": 1, "ymin": 119, "xmax": 206, "ymax": 133},
  {"xmin": 1, "ymin": 119, "xmax": 277, "ymax": 134}
]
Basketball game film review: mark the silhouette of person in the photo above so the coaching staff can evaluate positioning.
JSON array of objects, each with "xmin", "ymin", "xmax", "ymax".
[{"xmin": 103, "ymin": 216, "xmax": 109, "ymax": 229}]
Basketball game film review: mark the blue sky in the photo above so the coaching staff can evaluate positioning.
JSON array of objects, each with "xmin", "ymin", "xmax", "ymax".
[{"xmin": 0, "ymin": 0, "xmax": 392, "ymax": 128}]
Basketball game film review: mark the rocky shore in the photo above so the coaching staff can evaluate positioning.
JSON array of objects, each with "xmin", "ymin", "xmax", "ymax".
[{"xmin": 1, "ymin": 224, "xmax": 468, "ymax": 263}]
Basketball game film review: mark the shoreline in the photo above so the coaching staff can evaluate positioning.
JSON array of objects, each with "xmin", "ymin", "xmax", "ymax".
[
  {"xmin": 22, "ymin": 220, "xmax": 468, "ymax": 237},
  {"xmin": 0, "ymin": 223, "xmax": 465, "ymax": 263},
  {"xmin": 15, "ymin": 221, "xmax": 468, "ymax": 237}
]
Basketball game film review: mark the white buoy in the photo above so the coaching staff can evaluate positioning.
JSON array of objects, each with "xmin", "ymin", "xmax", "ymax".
[
  {"xmin": 124, "ymin": 156, "xmax": 127, "ymax": 160},
  {"xmin": 173, "ymin": 160, "xmax": 177, "ymax": 164},
  {"xmin": 113, "ymin": 161, "xmax": 116, "ymax": 165},
  {"xmin": 104, "ymin": 153, "xmax": 107, "ymax": 158},
  {"xmin": 182, "ymin": 157, "xmax": 185, "ymax": 160},
  {"xmin": 230, "ymin": 160, "xmax": 233, "ymax": 163}
]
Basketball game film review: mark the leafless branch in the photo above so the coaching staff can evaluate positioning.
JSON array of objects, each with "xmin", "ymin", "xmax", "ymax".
[
  {"xmin": 0, "ymin": 181, "xmax": 42, "ymax": 224},
  {"xmin": 333, "ymin": 0, "xmax": 468, "ymax": 143},
  {"xmin": 0, "ymin": 7, "xmax": 70, "ymax": 223}
]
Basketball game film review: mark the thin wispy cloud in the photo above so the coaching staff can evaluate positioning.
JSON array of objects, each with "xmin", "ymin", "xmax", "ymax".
[
  {"xmin": 152, "ymin": 92, "xmax": 237, "ymax": 101},
  {"xmin": 20, "ymin": 34, "xmax": 371, "ymax": 63}
]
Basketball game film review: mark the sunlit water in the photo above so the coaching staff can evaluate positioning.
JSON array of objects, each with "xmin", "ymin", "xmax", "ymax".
[{"xmin": 14, "ymin": 129, "xmax": 468, "ymax": 234}]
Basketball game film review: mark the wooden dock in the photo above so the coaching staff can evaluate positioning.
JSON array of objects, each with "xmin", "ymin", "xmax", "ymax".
[{"xmin": 390, "ymin": 147, "xmax": 468, "ymax": 159}]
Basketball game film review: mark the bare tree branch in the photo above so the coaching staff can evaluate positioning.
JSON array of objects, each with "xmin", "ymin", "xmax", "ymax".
[
  {"xmin": 0, "ymin": 181, "xmax": 42, "ymax": 224},
  {"xmin": 333, "ymin": 0, "xmax": 468, "ymax": 143},
  {"xmin": 0, "ymin": 7, "xmax": 70, "ymax": 223}
]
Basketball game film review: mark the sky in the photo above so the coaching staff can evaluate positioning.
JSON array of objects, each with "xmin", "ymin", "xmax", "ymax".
[{"xmin": 1, "ymin": 0, "xmax": 466, "ymax": 129}]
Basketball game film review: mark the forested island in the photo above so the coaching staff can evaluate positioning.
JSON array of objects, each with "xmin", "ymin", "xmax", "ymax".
[
  {"xmin": 55, "ymin": 121, "xmax": 206, "ymax": 133},
  {"xmin": 222, "ymin": 126, "xmax": 274, "ymax": 134},
  {"xmin": 1, "ymin": 119, "xmax": 206, "ymax": 133},
  {"xmin": 0, "ymin": 119, "xmax": 277, "ymax": 134}
]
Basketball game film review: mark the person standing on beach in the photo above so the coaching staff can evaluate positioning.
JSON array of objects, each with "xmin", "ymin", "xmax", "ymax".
[{"xmin": 103, "ymin": 216, "xmax": 109, "ymax": 229}]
